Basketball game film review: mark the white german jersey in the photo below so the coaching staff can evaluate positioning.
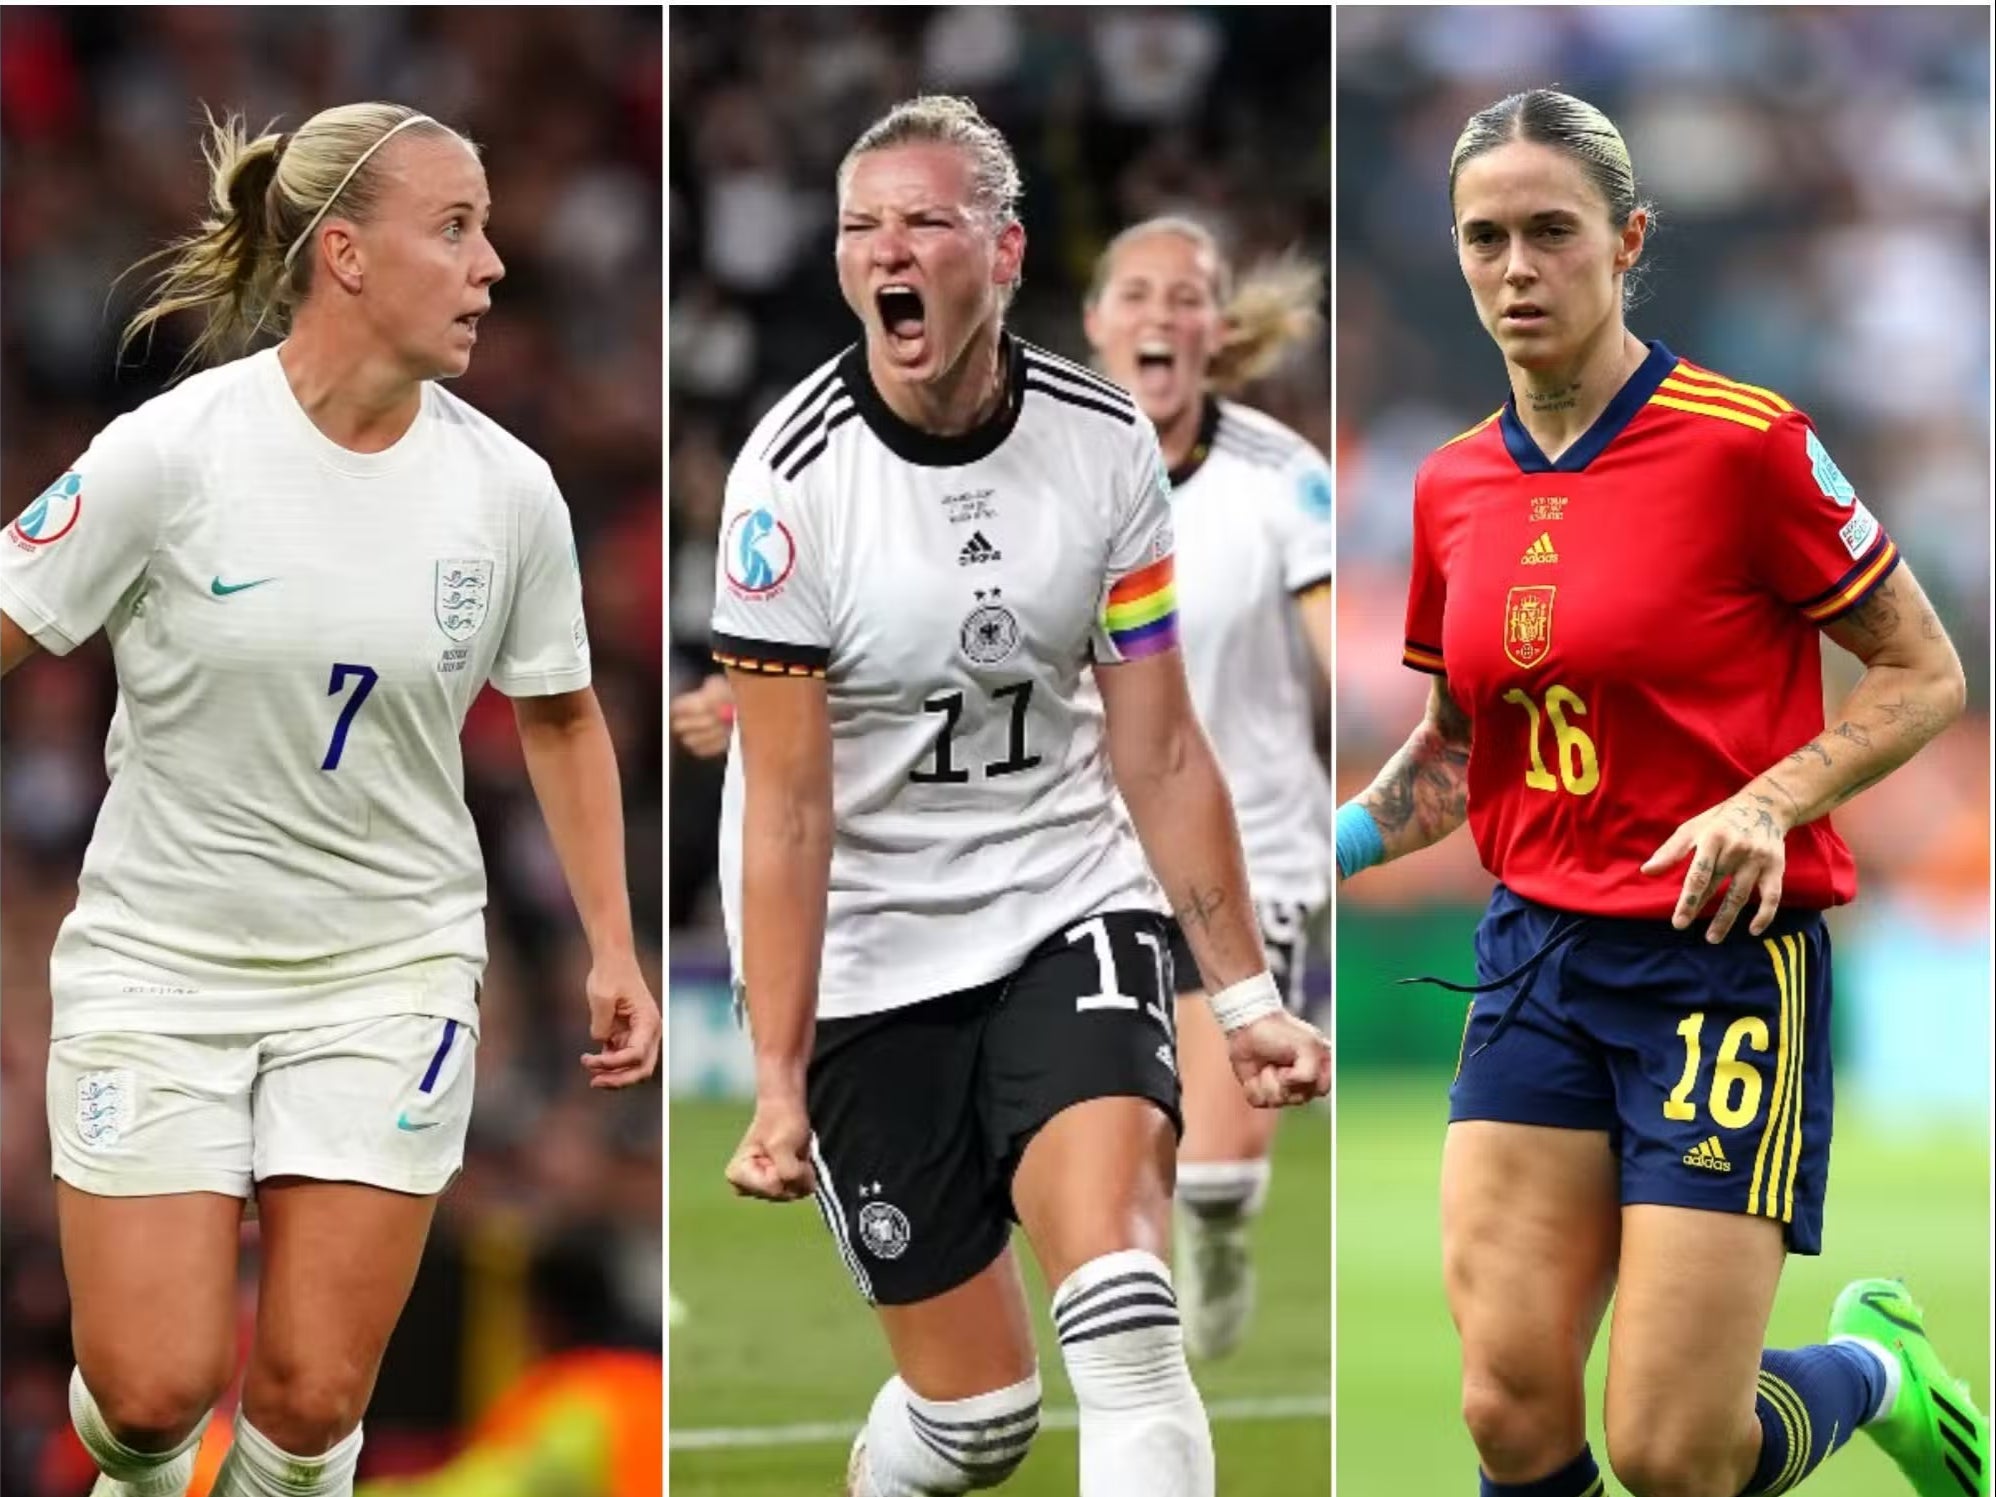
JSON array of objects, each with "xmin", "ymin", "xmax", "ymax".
[
  {"xmin": 0, "ymin": 347, "xmax": 590, "ymax": 1038},
  {"xmin": 1171, "ymin": 399, "xmax": 1333, "ymax": 910},
  {"xmin": 712, "ymin": 336, "xmax": 1173, "ymax": 1020}
]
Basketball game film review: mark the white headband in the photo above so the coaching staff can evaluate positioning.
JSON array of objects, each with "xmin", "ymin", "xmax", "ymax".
[{"xmin": 282, "ymin": 114, "xmax": 438, "ymax": 271}]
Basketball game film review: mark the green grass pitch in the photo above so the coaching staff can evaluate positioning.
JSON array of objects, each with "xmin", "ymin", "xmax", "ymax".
[
  {"xmin": 1337, "ymin": 1075, "xmax": 1991, "ymax": 1496},
  {"xmin": 670, "ymin": 1097, "xmax": 1330, "ymax": 1495}
]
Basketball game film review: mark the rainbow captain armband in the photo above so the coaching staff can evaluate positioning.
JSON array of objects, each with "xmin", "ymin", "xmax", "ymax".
[
  {"xmin": 1208, "ymin": 970, "xmax": 1283, "ymax": 1033},
  {"xmin": 1336, "ymin": 801, "xmax": 1385, "ymax": 881},
  {"xmin": 1103, "ymin": 556, "xmax": 1179, "ymax": 659}
]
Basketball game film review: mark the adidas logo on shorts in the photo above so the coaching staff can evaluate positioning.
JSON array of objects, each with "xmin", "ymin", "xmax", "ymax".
[
  {"xmin": 1683, "ymin": 1135, "xmax": 1732, "ymax": 1172},
  {"xmin": 958, "ymin": 530, "xmax": 1002, "ymax": 566}
]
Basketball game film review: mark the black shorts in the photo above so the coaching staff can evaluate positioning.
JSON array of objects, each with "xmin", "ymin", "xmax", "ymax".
[
  {"xmin": 806, "ymin": 909, "xmax": 1181, "ymax": 1306},
  {"xmin": 1165, "ymin": 898, "xmax": 1315, "ymax": 1008}
]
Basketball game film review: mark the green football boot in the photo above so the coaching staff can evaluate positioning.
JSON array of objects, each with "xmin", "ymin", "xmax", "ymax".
[{"xmin": 1830, "ymin": 1278, "xmax": 1990, "ymax": 1497}]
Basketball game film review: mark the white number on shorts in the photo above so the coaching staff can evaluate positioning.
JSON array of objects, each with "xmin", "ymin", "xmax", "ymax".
[
  {"xmin": 1067, "ymin": 917, "xmax": 1140, "ymax": 1012},
  {"xmin": 1134, "ymin": 928, "xmax": 1173, "ymax": 1037}
]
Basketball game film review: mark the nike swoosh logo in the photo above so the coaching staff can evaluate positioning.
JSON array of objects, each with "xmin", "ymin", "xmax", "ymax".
[
  {"xmin": 396, "ymin": 1113, "xmax": 441, "ymax": 1132},
  {"xmin": 1859, "ymin": 1287, "xmax": 1926, "ymax": 1335},
  {"xmin": 210, "ymin": 576, "xmax": 277, "ymax": 597}
]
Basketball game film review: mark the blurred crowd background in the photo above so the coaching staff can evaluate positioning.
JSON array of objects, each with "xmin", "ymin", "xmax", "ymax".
[
  {"xmin": 1, "ymin": 8, "xmax": 662, "ymax": 1493},
  {"xmin": 1336, "ymin": 4, "xmax": 1992, "ymax": 1059},
  {"xmin": 668, "ymin": 4, "xmax": 1331, "ymax": 940}
]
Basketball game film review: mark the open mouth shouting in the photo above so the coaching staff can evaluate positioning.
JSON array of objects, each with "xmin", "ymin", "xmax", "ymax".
[
  {"xmin": 876, "ymin": 283, "xmax": 926, "ymax": 361},
  {"xmin": 1133, "ymin": 338, "xmax": 1178, "ymax": 400}
]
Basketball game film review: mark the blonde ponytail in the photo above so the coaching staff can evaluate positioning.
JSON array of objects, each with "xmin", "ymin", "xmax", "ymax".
[
  {"xmin": 1209, "ymin": 250, "xmax": 1323, "ymax": 397},
  {"xmin": 119, "ymin": 101, "xmax": 458, "ymax": 373}
]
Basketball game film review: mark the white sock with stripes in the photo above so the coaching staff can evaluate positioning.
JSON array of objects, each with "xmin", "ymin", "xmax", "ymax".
[
  {"xmin": 1053, "ymin": 1249, "xmax": 1213, "ymax": 1497},
  {"xmin": 856, "ymin": 1373, "xmax": 1042, "ymax": 1494}
]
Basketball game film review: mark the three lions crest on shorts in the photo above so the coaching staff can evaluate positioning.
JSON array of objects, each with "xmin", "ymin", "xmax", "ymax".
[{"xmin": 76, "ymin": 1069, "xmax": 135, "ymax": 1150}]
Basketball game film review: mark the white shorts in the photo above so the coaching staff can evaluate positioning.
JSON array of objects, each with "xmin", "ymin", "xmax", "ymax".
[{"xmin": 47, "ymin": 1013, "xmax": 476, "ymax": 1198}]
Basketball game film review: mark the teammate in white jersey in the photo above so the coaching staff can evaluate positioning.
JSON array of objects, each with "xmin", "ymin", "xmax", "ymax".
[
  {"xmin": 710, "ymin": 95, "xmax": 1329, "ymax": 1497},
  {"xmin": 0, "ymin": 104, "xmax": 659, "ymax": 1497},
  {"xmin": 1083, "ymin": 219, "xmax": 1333, "ymax": 1361}
]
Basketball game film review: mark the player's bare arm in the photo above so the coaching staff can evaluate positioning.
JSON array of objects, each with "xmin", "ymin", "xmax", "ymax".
[
  {"xmin": 724, "ymin": 666, "xmax": 833, "ymax": 1199},
  {"xmin": 1643, "ymin": 563, "xmax": 1967, "ymax": 941},
  {"xmin": 1356, "ymin": 675, "xmax": 1474, "ymax": 863},
  {"xmin": 1297, "ymin": 581, "xmax": 1332, "ymax": 684},
  {"xmin": 1098, "ymin": 647, "xmax": 1330, "ymax": 1107},
  {"xmin": 514, "ymin": 688, "xmax": 661, "ymax": 1087},
  {"xmin": 0, "ymin": 610, "xmax": 38, "ymax": 677}
]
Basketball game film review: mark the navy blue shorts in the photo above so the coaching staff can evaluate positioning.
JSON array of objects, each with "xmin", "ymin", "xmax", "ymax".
[{"xmin": 1447, "ymin": 885, "xmax": 1835, "ymax": 1254}]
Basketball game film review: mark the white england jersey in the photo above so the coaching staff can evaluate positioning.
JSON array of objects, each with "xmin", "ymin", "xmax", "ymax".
[
  {"xmin": 0, "ymin": 347, "xmax": 590, "ymax": 1039},
  {"xmin": 712, "ymin": 336, "xmax": 1173, "ymax": 1021},
  {"xmin": 1170, "ymin": 398, "xmax": 1333, "ymax": 910}
]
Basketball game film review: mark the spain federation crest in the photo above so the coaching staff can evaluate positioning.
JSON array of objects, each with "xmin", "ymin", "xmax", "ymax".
[
  {"xmin": 435, "ymin": 560, "xmax": 493, "ymax": 643},
  {"xmin": 1504, "ymin": 585, "xmax": 1556, "ymax": 669}
]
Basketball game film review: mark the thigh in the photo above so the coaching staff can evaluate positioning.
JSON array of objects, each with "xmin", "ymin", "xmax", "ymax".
[
  {"xmin": 56, "ymin": 1181, "xmax": 244, "ymax": 1421},
  {"xmin": 1584, "ymin": 918, "xmax": 1834, "ymax": 1255},
  {"xmin": 1014, "ymin": 1096, "xmax": 1179, "ymax": 1289},
  {"xmin": 1441, "ymin": 1121, "xmax": 1619, "ymax": 1415},
  {"xmin": 245, "ymin": 1176, "xmax": 439, "ymax": 1410},
  {"xmin": 48, "ymin": 1031, "xmax": 257, "ymax": 1198},
  {"xmin": 876, "ymin": 1244, "xmax": 1038, "ymax": 1400},
  {"xmin": 1604, "ymin": 1205, "xmax": 1785, "ymax": 1461},
  {"xmin": 253, "ymin": 1014, "xmax": 475, "ymax": 1194},
  {"xmin": 807, "ymin": 989, "xmax": 1010, "ymax": 1308}
]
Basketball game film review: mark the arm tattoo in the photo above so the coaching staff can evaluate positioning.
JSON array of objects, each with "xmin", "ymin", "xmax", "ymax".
[
  {"xmin": 1841, "ymin": 578, "xmax": 1903, "ymax": 642},
  {"xmin": 1830, "ymin": 721, "xmax": 1871, "ymax": 749},
  {"xmin": 1360, "ymin": 680, "xmax": 1472, "ymax": 848},
  {"xmin": 1876, "ymin": 696, "xmax": 1947, "ymax": 735},
  {"xmin": 1787, "ymin": 740, "xmax": 1833, "ymax": 770},
  {"xmin": 1832, "ymin": 769, "xmax": 1890, "ymax": 808},
  {"xmin": 1175, "ymin": 883, "xmax": 1227, "ymax": 934}
]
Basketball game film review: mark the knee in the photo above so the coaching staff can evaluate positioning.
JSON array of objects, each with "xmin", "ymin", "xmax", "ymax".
[
  {"xmin": 1458, "ymin": 1359, "xmax": 1583, "ymax": 1481},
  {"xmin": 1607, "ymin": 1424, "xmax": 1747, "ymax": 1497},
  {"xmin": 242, "ymin": 1353, "xmax": 369, "ymax": 1456},
  {"xmin": 79, "ymin": 1360, "xmax": 227, "ymax": 1452}
]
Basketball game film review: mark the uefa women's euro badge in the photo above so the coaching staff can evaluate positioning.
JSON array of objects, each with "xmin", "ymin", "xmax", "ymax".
[{"xmin": 435, "ymin": 560, "xmax": 493, "ymax": 642}]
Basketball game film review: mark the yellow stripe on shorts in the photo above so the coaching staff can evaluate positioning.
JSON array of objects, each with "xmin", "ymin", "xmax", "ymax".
[
  {"xmin": 1785, "ymin": 935, "xmax": 1807, "ymax": 1223},
  {"xmin": 1748, "ymin": 936, "xmax": 1795, "ymax": 1217}
]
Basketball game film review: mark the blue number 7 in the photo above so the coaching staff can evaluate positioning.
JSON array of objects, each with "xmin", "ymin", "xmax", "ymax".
[{"xmin": 322, "ymin": 663, "xmax": 379, "ymax": 770}]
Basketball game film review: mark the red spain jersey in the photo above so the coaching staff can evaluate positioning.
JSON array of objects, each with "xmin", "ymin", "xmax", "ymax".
[{"xmin": 1404, "ymin": 341, "xmax": 1899, "ymax": 917}]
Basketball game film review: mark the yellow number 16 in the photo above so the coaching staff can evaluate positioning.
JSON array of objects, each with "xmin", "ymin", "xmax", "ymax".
[{"xmin": 1501, "ymin": 684, "xmax": 1600, "ymax": 795}]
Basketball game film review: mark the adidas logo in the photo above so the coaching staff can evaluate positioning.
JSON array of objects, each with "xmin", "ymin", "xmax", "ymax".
[
  {"xmin": 958, "ymin": 531, "xmax": 1002, "ymax": 566},
  {"xmin": 1683, "ymin": 1135, "xmax": 1732, "ymax": 1172},
  {"xmin": 1520, "ymin": 532, "xmax": 1559, "ymax": 565}
]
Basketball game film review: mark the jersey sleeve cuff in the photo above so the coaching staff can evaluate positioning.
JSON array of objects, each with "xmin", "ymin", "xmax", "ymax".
[
  {"xmin": 712, "ymin": 630, "xmax": 829, "ymax": 678},
  {"xmin": 1288, "ymin": 570, "xmax": 1333, "ymax": 599},
  {"xmin": 1402, "ymin": 639, "xmax": 1446, "ymax": 675},
  {"xmin": 489, "ymin": 664, "xmax": 593, "ymax": 697},
  {"xmin": 1796, "ymin": 534, "xmax": 1900, "ymax": 624},
  {"xmin": 0, "ymin": 580, "xmax": 81, "ymax": 655}
]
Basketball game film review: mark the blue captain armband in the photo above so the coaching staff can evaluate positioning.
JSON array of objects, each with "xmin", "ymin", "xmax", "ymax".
[{"xmin": 1336, "ymin": 801, "xmax": 1385, "ymax": 881}]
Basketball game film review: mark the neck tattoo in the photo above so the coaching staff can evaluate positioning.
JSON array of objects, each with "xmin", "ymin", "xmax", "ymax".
[{"xmin": 1526, "ymin": 383, "xmax": 1581, "ymax": 414}]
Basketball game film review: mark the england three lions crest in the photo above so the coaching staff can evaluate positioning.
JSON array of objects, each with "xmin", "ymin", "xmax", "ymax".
[
  {"xmin": 1504, "ymin": 585, "xmax": 1556, "ymax": 669},
  {"xmin": 436, "ymin": 560, "xmax": 494, "ymax": 643}
]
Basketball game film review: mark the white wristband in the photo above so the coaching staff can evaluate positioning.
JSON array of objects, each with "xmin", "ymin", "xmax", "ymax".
[{"xmin": 1208, "ymin": 971, "xmax": 1282, "ymax": 1033}]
